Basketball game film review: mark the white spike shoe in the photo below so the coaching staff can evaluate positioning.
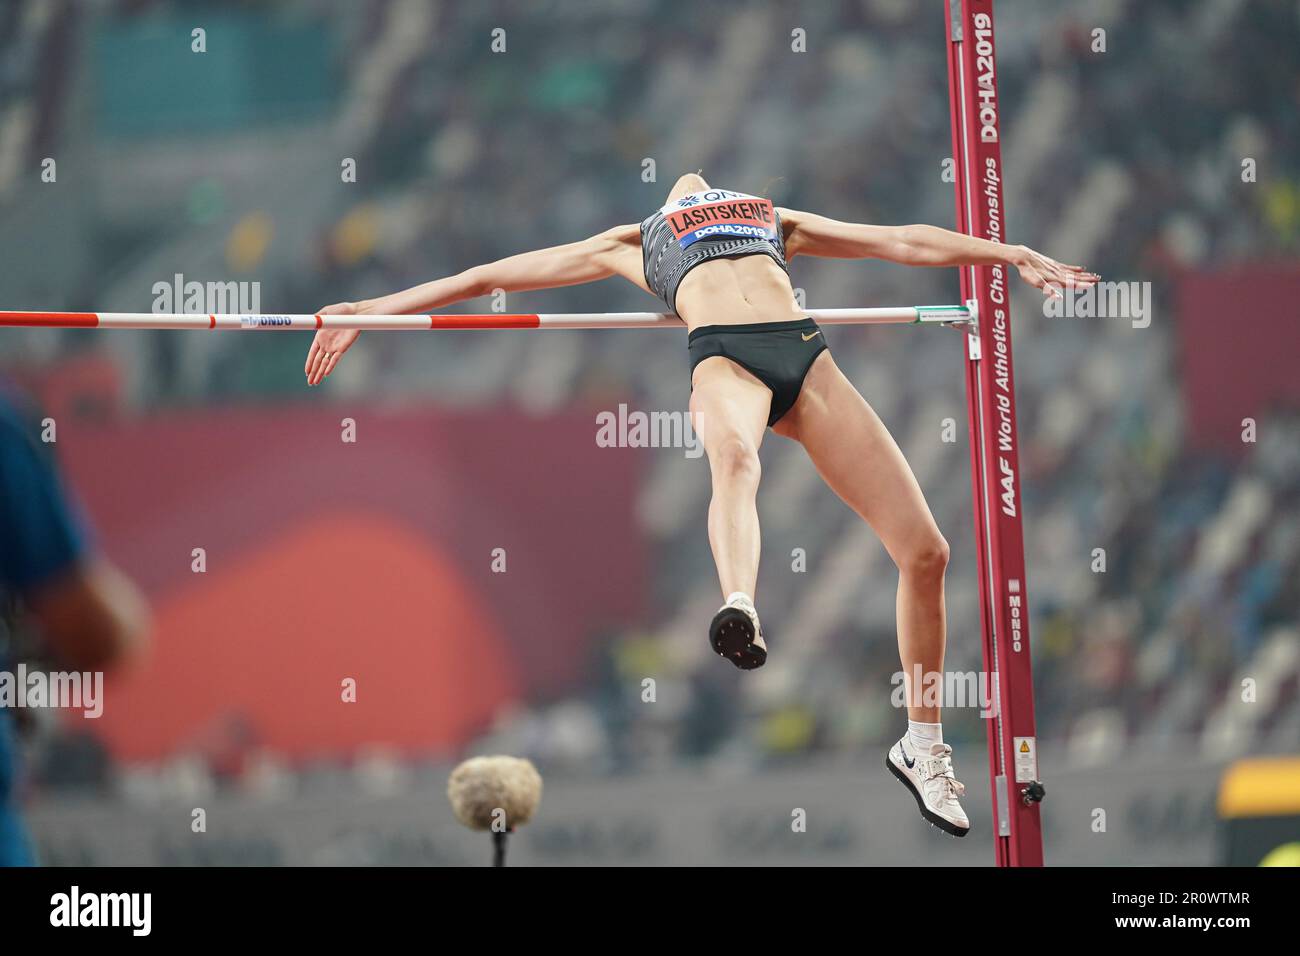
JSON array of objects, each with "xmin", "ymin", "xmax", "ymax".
[
  {"xmin": 708, "ymin": 592, "xmax": 767, "ymax": 670},
  {"xmin": 886, "ymin": 736, "xmax": 971, "ymax": 837}
]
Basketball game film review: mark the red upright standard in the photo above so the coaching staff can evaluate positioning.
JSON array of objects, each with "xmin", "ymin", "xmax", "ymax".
[{"xmin": 945, "ymin": 0, "xmax": 1046, "ymax": 867}]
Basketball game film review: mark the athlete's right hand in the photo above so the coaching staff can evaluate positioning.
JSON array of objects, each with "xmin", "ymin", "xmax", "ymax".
[{"xmin": 305, "ymin": 303, "xmax": 361, "ymax": 386}]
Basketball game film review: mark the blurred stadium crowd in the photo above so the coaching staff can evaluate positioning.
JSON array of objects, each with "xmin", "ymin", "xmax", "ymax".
[{"xmin": 1, "ymin": 0, "xmax": 1298, "ymax": 800}]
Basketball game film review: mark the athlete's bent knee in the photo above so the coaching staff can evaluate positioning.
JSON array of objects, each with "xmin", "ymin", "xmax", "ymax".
[{"xmin": 900, "ymin": 534, "xmax": 950, "ymax": 581}]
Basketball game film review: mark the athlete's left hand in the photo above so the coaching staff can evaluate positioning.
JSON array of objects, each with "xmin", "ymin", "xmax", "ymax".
[{"xmin": 1010, "ymin": 245, "xmax": 1099, "ymax": 298}]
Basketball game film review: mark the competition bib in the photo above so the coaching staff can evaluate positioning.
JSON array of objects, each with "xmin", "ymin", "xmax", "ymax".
[{"xmin": 659, "ymin": 189, "xmax": 777, "ymax": 249}]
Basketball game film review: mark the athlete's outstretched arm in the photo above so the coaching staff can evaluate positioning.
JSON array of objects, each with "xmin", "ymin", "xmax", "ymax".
[
  {"xmin": 363, "ymin": 225, "xmax": 639, "ymax": 313},
  {"xmin": 777, "ymin": 207, "xmax": 1098, "ymax": 297},
  {"xmin": 305, "ymin": 224, "xmax": 644, "ymax": 385}
]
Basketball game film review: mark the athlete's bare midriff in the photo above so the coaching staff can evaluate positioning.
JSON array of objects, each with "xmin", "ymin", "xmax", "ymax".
[{"xmin": 673, "ymin": 253, "xmax": 804, "ymax": 333}]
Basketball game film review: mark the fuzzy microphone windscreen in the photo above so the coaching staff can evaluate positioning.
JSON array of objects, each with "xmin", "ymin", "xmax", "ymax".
[{"xmin": 447, "ymin": 755, "xmax": 543, "ymax": 831}]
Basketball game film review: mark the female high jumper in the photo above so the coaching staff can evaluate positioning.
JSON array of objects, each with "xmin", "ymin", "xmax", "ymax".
[{"xmin": 303, "ymin": 174, "xmax": 1097, "ymax": 836}]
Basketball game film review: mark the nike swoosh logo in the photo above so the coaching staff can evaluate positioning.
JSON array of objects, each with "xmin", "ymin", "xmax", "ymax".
[
  {"xmin": 902, "ymin": 747, "xmax": 916, "ymax": 769},
  {"xmin": 801, "ymin": 330, "xmax": 822, "ymax": 341}
]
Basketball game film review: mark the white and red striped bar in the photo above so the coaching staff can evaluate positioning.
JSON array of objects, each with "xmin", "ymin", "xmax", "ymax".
[{"xmin": 0, "ymin": 305, "xmax": 972, "ymax": 331}]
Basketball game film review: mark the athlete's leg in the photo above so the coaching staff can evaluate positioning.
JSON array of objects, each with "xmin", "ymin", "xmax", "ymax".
[
  {"xmin": 690, "ymin": 356, "xmax": 772, "ymax": 602},
  {"xmin": 774, "ymin": 352, "xmax": 949, "ymax": 722},
  {"xmin": 776, "ymin": 352, "xmax": 967, "ymax": 832}
]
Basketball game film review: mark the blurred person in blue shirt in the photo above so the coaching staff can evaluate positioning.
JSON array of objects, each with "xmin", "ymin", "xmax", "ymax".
[{"xmin": 0, "ymin": 378, "xmax": 148, "ymax": 865}]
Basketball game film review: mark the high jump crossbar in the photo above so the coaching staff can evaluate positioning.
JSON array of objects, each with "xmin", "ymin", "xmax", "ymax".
[
  {"xmin": 0, "ymin": 305, "xmax": 972, "ymax": 331},
  {"xmin": 0, "ymin": 0, "xmax": 1041, "ymax": 868}
]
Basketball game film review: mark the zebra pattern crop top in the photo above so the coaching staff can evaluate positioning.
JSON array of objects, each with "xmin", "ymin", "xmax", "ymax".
[{"xmin": 640, "ymin": 188, "xmax": 788, "ymax": 313}]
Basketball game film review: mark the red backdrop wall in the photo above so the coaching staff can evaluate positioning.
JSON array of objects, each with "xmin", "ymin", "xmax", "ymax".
[
  {"xmin": 51, "ymin": 404, "xmax": 648, "ymax": 761},
  {"xmin": 1176, "ymin": 265, "xmax": 1300, "ymax": 456}
]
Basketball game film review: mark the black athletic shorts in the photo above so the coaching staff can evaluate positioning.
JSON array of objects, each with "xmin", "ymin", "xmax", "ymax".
[{"xmin": 688, "ymin": 318, "xmax": 828, "ymax": 427}]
